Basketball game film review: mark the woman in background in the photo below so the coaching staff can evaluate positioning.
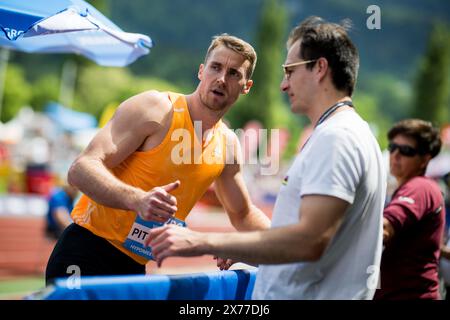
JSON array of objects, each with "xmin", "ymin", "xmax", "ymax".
[{"xmin": 375, "ymin": 119, "xmax": 445, "ymax": 300}]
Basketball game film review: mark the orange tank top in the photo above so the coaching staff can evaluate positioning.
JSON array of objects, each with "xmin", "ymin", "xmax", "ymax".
[{"xmin": 71, "ymin": 92, "xmax": 228, "ymax": 264}]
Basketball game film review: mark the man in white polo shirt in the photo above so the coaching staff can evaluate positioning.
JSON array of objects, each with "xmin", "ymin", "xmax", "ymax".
[{"xmin": 147, "ymin": 16, "xmax": 386, "ymax": 300}]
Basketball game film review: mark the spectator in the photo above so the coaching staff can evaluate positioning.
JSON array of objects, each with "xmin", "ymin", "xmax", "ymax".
[
  {"xmin": 439, "ymin": 171, "xmax": 450, "ymax": 300},
  {"xmin": 374, "ymin": 119, "xmax": 445, "ymax": 300},
  {"xmin": 45, "ymin": 184, "xmax": 78, "ymax": 240}
]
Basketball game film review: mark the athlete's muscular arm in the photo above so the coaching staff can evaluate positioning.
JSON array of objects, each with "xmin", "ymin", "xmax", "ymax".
[
  {"xmin": 68, "ymin": 91, "xmax": 179, "ymax": 222},
  {"xmin": 214, "ymin": 132, "xmax": 270, "ymax": 231}
]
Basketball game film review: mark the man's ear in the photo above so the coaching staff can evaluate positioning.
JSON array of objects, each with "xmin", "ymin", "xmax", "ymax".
[
  {"xmin": 316, "ymin": 57, "xmax": 329, "ymax": 82},
  {"xmin": 242, "ymin": 79, "xmax": 253, "ymax": 94},
  {"xmin": 198, "ymin": 64, "xmax": 204, "ymax": 81}
]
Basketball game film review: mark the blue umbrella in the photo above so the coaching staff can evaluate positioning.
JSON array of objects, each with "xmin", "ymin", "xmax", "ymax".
[
  {"xmin": 0, "ymin": 0, "xmax": 153, "ymax": 67},
  {"xmin": 45, "ymin": 102, "xmax": 97, "ymax": 132}
]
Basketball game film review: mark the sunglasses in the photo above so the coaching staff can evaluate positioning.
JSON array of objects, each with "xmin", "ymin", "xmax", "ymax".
[
  {"xmin": 388, "ymin": 142, "xmax": 420, "ymax": 157},
  {"xmin": 282, "ymin": 59, "xmax": 317, "ymax": 79}
]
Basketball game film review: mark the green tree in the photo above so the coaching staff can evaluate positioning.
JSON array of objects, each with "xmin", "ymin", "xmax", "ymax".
[
  {"xmin": 74, "ymin": 65, "xmax": 181, "ymax": 118},
  {"xmin": 88, "ymin": 0, "xmax": 110, "ymax": 15},
  {"xmin": 227, "ymin": 0, "xmax": 289, "ymax": 129},
  {"xmin": 358, "ymin": 72, "xmax": 411, "ymax": 122},
  {"xmin": 1, "ymin": 64, "xmax": 31, "ymax": 122},
  {"xmin": 30, "ymin": 74, "xmax": 60, "ymax": 112},
  {"xmin": 352, "ymin": 92, "xmax": 392, "ymax": 149},
  {"xmin": 412, "ymin": 22, "xmax": 450, "ymax": 125}
]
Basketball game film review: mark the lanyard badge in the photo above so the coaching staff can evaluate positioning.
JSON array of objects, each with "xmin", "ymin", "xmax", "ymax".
[
  {"xmin": 123, "ymin": 215, "xmax": 187, "ymax": 260},
  {"xmin": 300, "ymin": 100, "xmax": 354, "ymax": 152}
]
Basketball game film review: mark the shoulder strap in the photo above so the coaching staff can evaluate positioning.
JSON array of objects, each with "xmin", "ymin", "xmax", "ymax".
[{"xmin": 168, "ymin": 91, "xmax": 187, "ymax": 111}]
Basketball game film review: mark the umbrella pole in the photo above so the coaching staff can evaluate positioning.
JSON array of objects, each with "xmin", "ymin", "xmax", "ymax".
[{"xmin": 0, "ymin": 48, "xmax": 9, "ymax": 122}]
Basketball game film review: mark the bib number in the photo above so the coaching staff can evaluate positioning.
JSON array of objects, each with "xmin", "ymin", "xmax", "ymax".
[{"xmin": 123, "ymin": 215, "xmax": 186, "ymax": 260}]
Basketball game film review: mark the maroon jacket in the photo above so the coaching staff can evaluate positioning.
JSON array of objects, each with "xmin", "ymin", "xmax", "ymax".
[{"xmin": 374, "ymin": 176, "xmax": 445, "ymax": 300}]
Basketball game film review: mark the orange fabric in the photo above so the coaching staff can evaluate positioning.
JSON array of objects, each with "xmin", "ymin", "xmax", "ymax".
[{"xmin": 71, "ymin": 92, "xmax": 227, "ymax": 264}]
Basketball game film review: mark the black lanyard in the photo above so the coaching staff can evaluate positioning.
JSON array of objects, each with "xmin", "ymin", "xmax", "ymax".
[
  {"xmin": 300, "ymin": 100, "xmax": 354, "ymax": 151},
  {"xmin": 315, "ymin": 100, "xmax": 354, "ymax": 128}
]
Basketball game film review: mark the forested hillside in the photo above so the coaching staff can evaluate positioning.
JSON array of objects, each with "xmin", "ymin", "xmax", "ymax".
[{"xmin": 108, "ymin": 0, "xmax": 450, "ymax": 85}]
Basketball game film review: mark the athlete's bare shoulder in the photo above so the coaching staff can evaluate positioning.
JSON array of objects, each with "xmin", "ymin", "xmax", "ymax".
[
  {"xmin": 123, "ymin": 90, "xmax": 172, "ymax": 122},
  {"xmin": 115, "ymin": 90, "xmax": 171, "ymax": 128}
]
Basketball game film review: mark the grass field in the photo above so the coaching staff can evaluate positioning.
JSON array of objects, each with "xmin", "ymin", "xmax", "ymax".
[{"xmin": 0, "ymin": 276, "xmax": 45, "ymax": 300}]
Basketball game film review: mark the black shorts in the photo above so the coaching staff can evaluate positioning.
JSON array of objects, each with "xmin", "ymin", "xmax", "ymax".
[{"xmin": 45, "ymin": 223, "xmax": 146, "ymax": 286}]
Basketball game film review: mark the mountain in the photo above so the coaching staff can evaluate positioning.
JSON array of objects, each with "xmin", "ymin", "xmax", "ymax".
[{"xmin": 108, "ymin": 0, "xmax": 450, "ymax": 87}]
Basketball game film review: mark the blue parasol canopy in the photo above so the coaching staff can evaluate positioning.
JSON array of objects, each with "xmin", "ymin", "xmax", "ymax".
[
  {"xmin": 0, "ymin": 0, "xmax": 153, "ymax": 66},
  {"xmin": 45, "ymin": 102, "xmax": 97, "ymax": 132}
]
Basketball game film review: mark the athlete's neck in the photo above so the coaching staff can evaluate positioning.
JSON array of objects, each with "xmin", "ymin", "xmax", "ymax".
[{"xmin": 185, "ymin": 93, "xmax": 224, "ymax": 135}]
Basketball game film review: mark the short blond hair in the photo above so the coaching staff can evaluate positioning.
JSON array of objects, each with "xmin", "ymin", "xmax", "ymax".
[{"xmin": 204, "ymin": 33, "xmax": 257, "ymax": 79}]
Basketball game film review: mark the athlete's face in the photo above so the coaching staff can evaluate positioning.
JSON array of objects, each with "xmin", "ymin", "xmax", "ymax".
[{"xmin": 198, "ymin": 45, "xmax": 253, "ymax": 112}]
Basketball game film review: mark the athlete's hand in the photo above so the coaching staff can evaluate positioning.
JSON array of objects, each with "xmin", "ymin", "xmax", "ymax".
[{"xmin": 135, "ymin": 180, "xmax": 180, "ymax": 223}]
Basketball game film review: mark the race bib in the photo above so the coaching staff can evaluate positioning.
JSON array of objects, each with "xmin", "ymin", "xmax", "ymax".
[{"xmin": 123, "ymin": 215, "xmax": 186, "ymax": 260}]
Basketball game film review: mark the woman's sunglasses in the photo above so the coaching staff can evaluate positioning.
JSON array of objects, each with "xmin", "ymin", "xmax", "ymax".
[{"xmin": 388, "ymin": 142, "xmax": 419, "ymax": 157}]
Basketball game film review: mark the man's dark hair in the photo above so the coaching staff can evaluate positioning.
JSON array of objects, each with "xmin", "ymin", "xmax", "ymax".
[
  {"xmin": 388, "ymin": 119, "xmax": 442, "ymax": 158},
  {"xmin": 288, "ymin": 16, "xmax": 359, "ymax": 96}
]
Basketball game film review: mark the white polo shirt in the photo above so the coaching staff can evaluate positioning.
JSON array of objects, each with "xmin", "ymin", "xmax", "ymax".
[{"xmin": 252, "ymin": 110, "xmax": 386, "ymax": 300}]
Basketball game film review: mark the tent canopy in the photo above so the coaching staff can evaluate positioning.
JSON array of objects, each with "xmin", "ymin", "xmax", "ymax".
[{"xmin": 45, "ymin": 102, "xmax": 97, "ymax": 132}]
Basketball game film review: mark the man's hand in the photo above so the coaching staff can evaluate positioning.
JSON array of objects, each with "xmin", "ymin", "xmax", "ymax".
[
  {"xmin": 214, "ymin": 256, "xmax": 234, "ymax": 271},
  {"xmin": 135, "ymin": 181, "xmax": 180, "ymax": 223},
  {"xmin": 146, "ymin": 224, "xmax": 207, "ymax": 267}
]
